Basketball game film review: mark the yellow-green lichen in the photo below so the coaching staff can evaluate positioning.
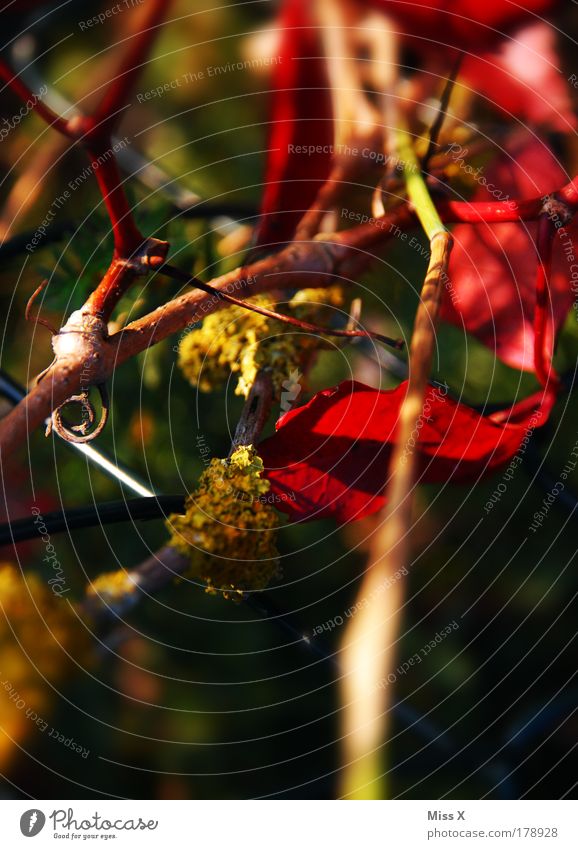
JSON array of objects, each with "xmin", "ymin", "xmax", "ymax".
[
  {"xmin": 178, "ymin": 287, "xmax": 344, "ymax": 398},
  {"xmin": 86, "ymin": 570, "xmax": 139, "ymax": 607},
  {"xmin": 166, "ymin": 445, "xmax": 280, "ymax": 601}
]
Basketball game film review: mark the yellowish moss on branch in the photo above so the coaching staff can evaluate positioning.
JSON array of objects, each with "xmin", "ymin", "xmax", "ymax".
[
  {"xmin": 166, "ymin": 446, "xmax": 280, "ymax": 601},
  {"xmin": 177, "ymin": 287, "xmax": 345, "ymax": 398},
  {"xmin": 86, "ymin": 569, "xmax": 139, "ymax": 608}
]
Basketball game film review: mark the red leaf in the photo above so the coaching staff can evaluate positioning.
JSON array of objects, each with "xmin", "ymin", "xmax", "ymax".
[
  {"xmin": 364, "ymin": 3, "xmax": 570, "ymax": 130},
  {"xmin": 441, "ymin": 135, "xmax": 577, "ymax": 371},
  {"xmin": 259, "ymin": 379, "xmax": 555, "ymax": 523},
  {"xmin": 462, "ymin": 22, "xmax": 576, "ymax": 131},
  {"xmin": 254, "ymin": 0, "xmax": 333, "ymax": 247},
  {"xmin": 365, "ymin": 0, "xmax": 559, "ymax": 50}
]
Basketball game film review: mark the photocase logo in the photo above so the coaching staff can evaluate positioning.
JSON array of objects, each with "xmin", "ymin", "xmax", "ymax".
[
  {"xmin": 280, "ymin": 369, "xmax": 302, "ymax": 412},
  {"xmin": 20, "ymin": 809, "xmax": 46, "ymax": 837}
]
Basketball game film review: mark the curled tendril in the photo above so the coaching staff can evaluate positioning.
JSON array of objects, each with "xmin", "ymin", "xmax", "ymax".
[
  {"xmin": 47, "ymin": 383, "xmax": 110, "ymax": 444},
  {"xmin": 25, "ymin": 280, "xmax": 57, "ymax": 336}
]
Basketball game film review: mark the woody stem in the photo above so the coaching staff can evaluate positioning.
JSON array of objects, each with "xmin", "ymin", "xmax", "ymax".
[{"xmin": 533, "ymin": 214, "xmax": 558, "ymax": 388}]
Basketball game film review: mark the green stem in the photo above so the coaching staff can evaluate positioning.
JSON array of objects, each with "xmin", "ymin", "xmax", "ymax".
[{"xmin": 396, "ymin": 126, "xmax": 447, "ymax": 239}]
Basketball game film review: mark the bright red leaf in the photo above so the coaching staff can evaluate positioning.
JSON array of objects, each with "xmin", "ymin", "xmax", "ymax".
[
  {"xmin": 365, "ymin": 2, "xmax": 570, "ymax": 130},
  {"xmin": 254, "ymin": 0, "xmax": 333, "ymax": 247},
  {"xmin": 441, "ymin": 135, "xmax": 577, "ymax": 372},
  {"xmin": 461, "ymin": 22, "xmax": 576, "ymax": 131},
  {"xmin": 367, "ymin": 0, "xmax": 559, "ymax": 49},
  {"xmin": 259, "ymin": 379, "xmax": 556, "ymax": 523}
]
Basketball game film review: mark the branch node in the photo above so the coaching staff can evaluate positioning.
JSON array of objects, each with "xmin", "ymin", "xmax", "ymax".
[
  {"xmin": 52, "ymin": 310, "xmax": 109, "ymax": 369},
  {"xmin": 540, "ymin": 194, "xmax": 573, "ymax": 225},
  {"xmin": 123, "ymin": 236, "xmax": 170, "ymax": 273}
]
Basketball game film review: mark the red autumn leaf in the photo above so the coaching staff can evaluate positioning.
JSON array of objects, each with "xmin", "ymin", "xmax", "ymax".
[
  {"xmin": 461, "ymin": 22, "xmax": 576, "ymax": 131},
  {"xmin": 259, "ymin": 379, "xmax": 555, "ymax": 523},
  {"xmin": 253, "ymin": 0, "xmax": 333, "ymax": 247},
  {"xmin": 366, "ymin": 0, "xmax": 559, "ymax": 50},
  {"xmin": 441, "ymin": 135, "xmax": 577, "ymax": 372},
  {"xmin": 365, "ymin": 3, "xmax": 570, "ymax": 130}
]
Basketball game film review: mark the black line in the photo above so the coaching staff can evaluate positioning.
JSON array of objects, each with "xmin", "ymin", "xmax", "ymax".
[{"xmin": 0, "ymin": 496, "xmax": 186, "ymax": 546}]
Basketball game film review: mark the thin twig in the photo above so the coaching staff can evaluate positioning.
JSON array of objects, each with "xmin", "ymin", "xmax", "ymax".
[
  {"xmin": 1, "ymin": 2, "xmax": 171, "ymax": 312},
  {"xmin": 3, "ymin": 175, "xmax": 578, "ymax": 457},
  {"xmin": 25, "ymin": 280, "xmax": 57, "ymax": 335},
  {"xmin": 83, "ymin": 368, "xmax": 276, "ymax": 622},
  {"xmin": 0, "ymin": 496, "xmax": 186, "ymax": 546},
  {"xmin": 159, "ymin": 262, "xmax": 404, "ymax": 349},
  {"xmin": 377, "ymin": 232, "xmax": 453, "ymax": 563},
  {"xmin": 229, "ymin": 370, "xmax": 274, "ymax": 456},
  {"xmin": 89, "ymin": 0, "xmax": 170, "ymax": 137},
  {"xmin": 294, "ymin": 162, "xmax": 349, "ymax": 241},
  {"xmin": 83, "ymin": 544, "xmax": 189, "ymax": 622},
  {"xmin": 0, "ymin": 60, "xmax": 69, "ymax": 132},
  {"xmin": 422, "ymin": 53, "xmax": 463, "ymax": 174},
  {"xmin": 0, "ymin": 369, "xmax": 156, "ymax": 497},
  {"xmin": 339, "ymin": 121, "xmax": 453, "ymax": 800}
]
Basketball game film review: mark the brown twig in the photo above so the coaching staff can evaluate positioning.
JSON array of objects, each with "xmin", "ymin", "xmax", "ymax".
[
  {"xmin": 82, "ymin": 544, "xmax": 189, "ymax": 623},
  {"xmin": 88, "ymin": 0, "xmax": 169, "ymax": 138},
  {"xmin": 421, "ymin": 53, "xmax": 463, "ymax": 174},
  {"xmin": 0, "ymin": 0, "xmax": 171, "ymax": 321},
  {"xmin": 338, "ymin": 231, "xmax": 453, "ymax": 799},
  {"xmin": 294, "ymin": 162, "xmax": 349, "ymax": 240},
  {"xmin": 377, "ymin": 231, "xmax": 453, "ymax": 565},
  {"xmin": 0, "ymin": 232, "xmax": 350, "ymax": 456},
  {"xmin": 158, "ymin": 263, "xmax": 403, "ymax": 349},
  {"xmin": 229, "ymin": 370, "xmax": 275, "ymax": 456},
  {"xmin": 3, "ymin": 168, "xmax": 578, "ymax": 457},
  {"xmin": 83, "ymin": 368, "xmax": 276, "ymax": 622}
]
